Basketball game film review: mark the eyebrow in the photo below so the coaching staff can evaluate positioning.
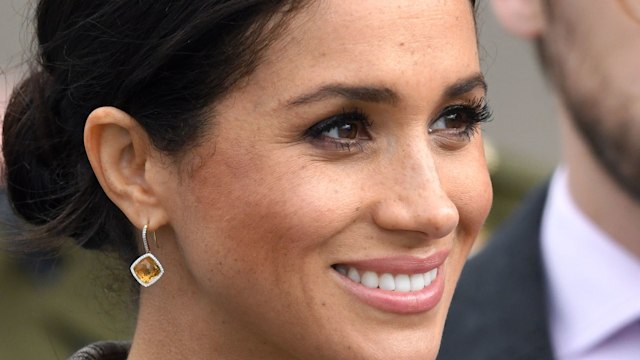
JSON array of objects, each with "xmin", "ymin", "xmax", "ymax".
[
  {"xmin": 287, "ymin": 84, "xmax": 399, "ymax": 106},
  {"xmin": 444, "ymin": 73, "xmax": 487, "ymax": 98},
  {"xmin": 286, "ymin": 73, "xmax": 487, "ymax": 107}
]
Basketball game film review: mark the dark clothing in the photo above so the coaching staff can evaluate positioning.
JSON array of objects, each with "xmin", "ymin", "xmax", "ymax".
[
  {"xmin": 438, "ymin": 184, "xmax": 555, "ymax": 360},
  {"xmin": 69, "ymin": 341, "xmax": 130, "ymax": 360}
]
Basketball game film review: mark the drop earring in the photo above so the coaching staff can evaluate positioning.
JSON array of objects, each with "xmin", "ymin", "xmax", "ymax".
[{"xmin": 130, "ymin": 224, "xmax": 165, "ymax": 287}]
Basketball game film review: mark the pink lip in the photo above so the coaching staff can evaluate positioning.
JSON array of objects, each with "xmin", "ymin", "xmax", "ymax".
[
  {"xmin": 333, "ymin": 250, "xmax": 449, "ymax": 314},
  {"xmin": 337, "ymin": 250, "xmax": 449, "ymax": 274}
]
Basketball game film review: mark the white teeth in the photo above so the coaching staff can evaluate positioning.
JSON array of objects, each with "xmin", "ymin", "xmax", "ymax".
[
  {"xmin": 424, "ymin": 268, "xmax": 437, "ymax": 284},
  {"xmin": 379, "ymin": 273, "xmax": 395, "ymax": 291},
  {"xmin": 410, "ymin": 273, "xmax": 425, "ymax": 291},
  {"xmin": 347, "ymin": 267, "xmax": 361, "ymax": 283},
  {"xmin": 361, "ymin": 271, "xmax": 379, "ymax": 288},
  {"xmin": 335, "ymin": 264, "xmax": 348, "ymax": 276},
  {"xmin": 336, "ymin": 266, "xmax": 439, "ymax": 292},
  {"xmin": 395, "ymin": 274, "xmax": 411, "ymax": 292}
]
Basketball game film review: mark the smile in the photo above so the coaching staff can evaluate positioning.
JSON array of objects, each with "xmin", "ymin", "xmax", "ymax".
[
  {"xmin": 333, "ymin": 265, "xmax": 438, "ymax": 292},
  {"xmin": 331, "ymin": 252, "xmax": 449, "ymax": 314}
]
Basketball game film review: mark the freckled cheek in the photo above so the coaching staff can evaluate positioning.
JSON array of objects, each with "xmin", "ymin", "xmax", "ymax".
[
  {"xmin": 440, "ymin": 155, "xmax": 492, "ymax": 243},
  {"xmin": 179, "ymin": 157, "xmax": 365, "ymax": 282},
  {"xmin": 440, "ymin": 155, "xmax": 491, "ymax": 287}
]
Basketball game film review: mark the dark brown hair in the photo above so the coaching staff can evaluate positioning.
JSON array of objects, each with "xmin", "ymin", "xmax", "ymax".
[
  {"xmin": 2, "ymin": 0, "xmax": 306, "ymax": 262},
  {"xmin": 2, "ymin": 0, "xmax": 478, "ymax": 263}
]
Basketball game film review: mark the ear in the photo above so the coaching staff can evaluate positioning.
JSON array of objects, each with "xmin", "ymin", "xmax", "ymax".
[
  {"xmin": 491, "ymin": 0, "xmax": 546, "ymax": 39},
  {"xmin": 84, "ymin": 106, "xmax": 169, "ymax": 231}
]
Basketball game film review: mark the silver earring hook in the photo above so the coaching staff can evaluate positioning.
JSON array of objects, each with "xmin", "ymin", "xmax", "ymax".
[{"xmin": 142, "ymin": 224, "xmax": 151, "ymax": 253}]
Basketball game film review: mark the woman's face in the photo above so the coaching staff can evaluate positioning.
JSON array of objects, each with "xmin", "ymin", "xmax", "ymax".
[{"xmin": 158, "ymin": 0, "xmax": 491, "ymax": 359}]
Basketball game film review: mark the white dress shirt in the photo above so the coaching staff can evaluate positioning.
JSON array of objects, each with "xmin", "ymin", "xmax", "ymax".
[{"xmin": 541, "ymin": 168, "xmax": 640, "ymax": 359}]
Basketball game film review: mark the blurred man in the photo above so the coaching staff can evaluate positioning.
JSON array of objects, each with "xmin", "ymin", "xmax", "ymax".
[{"xmin": 438, "ymin": 1, "xmax": 640, "ymax": 359}]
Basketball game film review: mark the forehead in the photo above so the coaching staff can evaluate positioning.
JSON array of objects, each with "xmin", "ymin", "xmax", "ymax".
[{"xmin": 242, "ymin": 0, "xmax": 479, "ymax": 105}]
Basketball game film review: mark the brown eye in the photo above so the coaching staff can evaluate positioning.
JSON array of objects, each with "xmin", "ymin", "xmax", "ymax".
[
  {"xmin": 429, "ymin": 111, "xmax": 470, "ymax": 132},
  {"xmin": 323, "ymin": 122, "xmax": 361, "ymax": 139},
  {"xmin": 306, "ymin": 110, "xmax": 371, "ymax": 142},
  {"xmin": 428, "ymin": 101, "xmax": 491, "ymax": 142}
]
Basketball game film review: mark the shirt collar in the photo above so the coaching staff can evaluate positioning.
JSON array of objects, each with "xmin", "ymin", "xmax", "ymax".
[{"xmin": 541, "ymin": 167, "xmax": 640, "ymax": 357}]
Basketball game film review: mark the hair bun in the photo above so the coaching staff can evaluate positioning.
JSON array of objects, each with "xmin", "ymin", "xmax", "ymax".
[
  {"xmin": 3, "ymin": 71, "xmax": 58, "ymax": 223},
  {"xmin": 2, "ymin": 70, "xmax": 110, "ymax": 251}
]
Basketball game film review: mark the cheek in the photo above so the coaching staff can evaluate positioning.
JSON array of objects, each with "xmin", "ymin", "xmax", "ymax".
[
  {"xmin": 174, "ymin": 145, "xmax": 362, "ymax": 288},
  {"xmin": 440, "ymin": 142, "xmax": 493, "ymax": 248},
  {"xmin": 168, "ymin": 143, "xmax": 375, "ymax": 350},
  {"xmin": 436, "ymin": 140, "xmax": 492, "ymax": 304}
]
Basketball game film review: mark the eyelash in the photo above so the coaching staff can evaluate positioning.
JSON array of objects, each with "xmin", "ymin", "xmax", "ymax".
[
  {"xmin": 304, "ymin": 98, "xmax": 492, "ymax": 151},
  {"xmin": 304, "ymin": 108, "xmax": 372, "ymax": 151},
  {"xmin": 430, "ymin": 98, "xmax": 492, "ymax": 141}
]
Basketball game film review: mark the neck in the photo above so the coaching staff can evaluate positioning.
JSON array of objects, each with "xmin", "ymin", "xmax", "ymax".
[
  {"xmin": 559, "ymin": 104, "xmax": 640, "ymax": 259},
  {"xmin": 126, "ymin": 235, "xmax": 291, "ymax": 360}
]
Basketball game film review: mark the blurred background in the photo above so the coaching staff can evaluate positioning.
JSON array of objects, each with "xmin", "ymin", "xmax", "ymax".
[{"xmin": 0, "ymin": 1, "xmax": 559, "ymax": 358}]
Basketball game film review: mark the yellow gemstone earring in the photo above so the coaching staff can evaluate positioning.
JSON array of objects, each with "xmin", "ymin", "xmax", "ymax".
[{"xmin": 130, "ymin": 225, "xmax": 164, "ymax": 287}]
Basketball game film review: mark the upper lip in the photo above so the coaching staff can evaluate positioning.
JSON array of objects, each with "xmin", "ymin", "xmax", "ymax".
[{"xmin": 332, "ymin": 249, "xmax": 450, "ymax": 274}]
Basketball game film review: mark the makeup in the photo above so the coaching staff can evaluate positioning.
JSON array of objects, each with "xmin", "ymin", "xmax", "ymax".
[{"xmin": 332, "ymin": 251, "xmax": 449, "ymax": 314}]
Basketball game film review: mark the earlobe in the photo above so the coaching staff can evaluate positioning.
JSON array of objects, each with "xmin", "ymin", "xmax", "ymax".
[
  {"xmin": 84, "ymin": 106, "xmax": 169, "ymax": 230},
  {"xmin": 491, "ymin": 0, "xmax": 546, "ymax": 39}
]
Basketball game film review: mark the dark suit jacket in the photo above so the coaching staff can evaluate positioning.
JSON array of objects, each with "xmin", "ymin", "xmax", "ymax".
[{"xmin": 437, "ymin": 183, "xmax": 555, "ymax": 360}]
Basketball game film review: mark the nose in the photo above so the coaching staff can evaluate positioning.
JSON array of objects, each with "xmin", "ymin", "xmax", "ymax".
[{"xmin": 371, "ymin": 144, "xmax": 459, "ymax": 240}]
